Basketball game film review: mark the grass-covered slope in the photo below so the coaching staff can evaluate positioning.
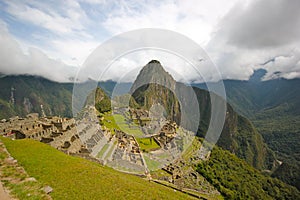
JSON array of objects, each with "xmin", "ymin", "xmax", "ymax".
[
  {"xmin": 196, "ymin": 146, "xmax": 300, "ymax": 200},
  {"xmin": 1, "ymin": 137, "xmax": 194, "ymax": 200}
]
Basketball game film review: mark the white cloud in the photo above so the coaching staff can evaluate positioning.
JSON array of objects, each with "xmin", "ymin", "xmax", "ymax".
[
  {"xmin": 0, "ymin": 20, "xmax": 76, "ymax": 82},
  {"xmin": 4, "ymin": 0, "xmax": 89, "ymax": 35},
  {"xmin": 103, "ymin": 0, "xmax": 237, "ymax": 46},
  {"xmin": 262, "ymin": 49, "xmax": 300, "ymax": 80},
  {"xmin": 50, "ymin": 39, "xmax": 99, "ymax": 66},
  {"xmin": 0, "ymin": 0, "xmax": 300, "ymax": 82},
  {"xmin": 206, "ymin": 0, "xmax": 300, "ymax": 80}
]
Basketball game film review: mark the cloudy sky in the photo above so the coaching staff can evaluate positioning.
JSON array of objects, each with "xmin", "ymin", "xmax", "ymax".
[{"xmin": 0, "ymin": 0, "xmax": 300, "ymax": 82}]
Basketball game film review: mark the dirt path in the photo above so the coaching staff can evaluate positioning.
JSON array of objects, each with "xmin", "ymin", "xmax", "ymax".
[
  {"xmin": 0, "ymin": 139, "xmax": 52, "ymax": 200},
  {"xmin": 0, "ymin": 181, "xmax": 13, "ymax": 200}
]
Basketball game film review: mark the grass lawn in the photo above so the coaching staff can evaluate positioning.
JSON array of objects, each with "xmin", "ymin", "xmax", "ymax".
[
  {"xmin": 136, "ymin": 138, "xmax": 160, "ymax": 152},
  {"xmin": 1, "ymin": 137, "xmax": 194, "ymax": 200},
  {"xmin": 103, "ymin": 113, "xmax": 144, "ymax": 137},
  {"xmin": 96, "ymin": 143, "xmax": 109, "ymax": 159},
  {"xmin": 143, "ymin": 155, "xmax": 162, "ymax": 171},
  {"xmin": 101, "ymin": 112, "xmax": 120, "ymax": 134}
]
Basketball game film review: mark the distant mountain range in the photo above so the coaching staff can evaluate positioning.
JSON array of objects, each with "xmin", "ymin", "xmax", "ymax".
[{"xmin": 0, "ymin": 66, "xmax": 299, "ymax": 190}]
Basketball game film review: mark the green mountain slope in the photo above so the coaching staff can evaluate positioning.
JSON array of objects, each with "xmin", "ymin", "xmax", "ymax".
[
  {"xmin": 196, "ymin": 145, "xmax": 300, "ymax": 199},
  {"xmin": 85, "ymin": 87, "xmax": 111, "ymax": 113},
  {"xmin": 130, "ymin": 61, "xmax": 276, "ymax": 171},
  {"xmin": 193, "ymin": 74, "xmax": 300, "ymax": 189},
  {"xmin": 0, "ymin": 75, "xmax": 73, "ymax": 118},
  {"xmin": 130, "ymin": 60, "xmax": 181, "ymax": 123},
  {"xmin": 194, "ymin": 88, "xmax": 276, "ymax": 171}
]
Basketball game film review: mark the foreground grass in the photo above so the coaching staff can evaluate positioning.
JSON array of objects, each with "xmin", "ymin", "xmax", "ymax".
[
  {"xmin": 2, "ymin": 137, "xmax": 195, "ymax": 200},
  {"xmin": 0, "ymin": 139, "xmax": 49, "ymax": 200}
]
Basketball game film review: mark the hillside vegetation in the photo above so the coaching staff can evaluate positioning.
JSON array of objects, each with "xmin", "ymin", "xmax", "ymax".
[
  {"xmin": 196, "ymin": 146, "xmax": 300, "ymax": 199},
  {"xmin": 1, "ymin": 137, "xmax": 194, "ymax": 200},
  {"xmin": 194, "ymin": 76, "xmax": 300, "ymax": 189},
  {"xmin": 0, "ymin": 75, "xmax": 73, "ymax": 118}
]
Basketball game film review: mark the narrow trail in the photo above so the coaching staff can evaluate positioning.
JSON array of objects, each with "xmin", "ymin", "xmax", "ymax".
[
  {"xmin": 0, "ymin": 182, "xmax": 13, "ymax": 200},
  {"xmin": 0, "ymin": 140, "xmax": 14, "ymax": 200}
]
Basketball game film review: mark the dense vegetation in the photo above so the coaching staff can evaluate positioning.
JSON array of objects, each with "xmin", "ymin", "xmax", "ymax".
[
  {"xmin": 193, "ymin": 87, "xmax": 275, "ymax": 171},
  {"xmin": 94, "ymin": 87, "xmax": 111, "ymax": 113},
  {"xmin": 0, "ymin": 75, "xmax": 73, "ymax": 118},
  {"xmin": 1, "ymin": 137, "xmax": 194, "ymax": 200},
  {"xmin": 0, "ymin": 74, "xmax": 275, "ymax": 173},
  {"xmin": 196, "ymin": 146, "xmax": 300, "ymax": 199},
  {"xmin": 194, "ymin": 74, "xmax": 300, "ymax": 189}
]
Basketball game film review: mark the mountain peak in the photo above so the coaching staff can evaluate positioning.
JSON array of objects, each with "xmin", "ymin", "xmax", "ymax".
[
  {"xmin": 142, "ymin": 60, "xmax": 166, "ymax": 74},
  {"xmin": 148, "ymin": 60, "xmax": 161, "ymax": 64},
  {"xmin": 130, "ymin": 60, "xmax": 175, "ymax": 94}
]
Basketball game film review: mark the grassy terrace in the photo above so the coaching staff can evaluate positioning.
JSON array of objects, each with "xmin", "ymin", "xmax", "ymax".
[
  {"xmin": 136, "ymin": 138, "xmax": 160, "ymax": 152},
  {"xmin": 102, "ymin": 112, "xmax": 160, "ymax": 152},
  {"xmin": 102, "ymin": 113, "xmax": 144, "ymax": 137},
  {"xmin": 1, "ymin": 137, "xmax": 194, "ymax": 200}
]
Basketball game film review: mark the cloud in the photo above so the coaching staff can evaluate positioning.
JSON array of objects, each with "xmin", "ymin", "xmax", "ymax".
[
  {"xmin": 0, "ymin": 20, "xmax": 76, "ymax": 82},
  {"xmin": 206, "ymin": 0, "xmax": 300, "ymax": 80},
  {"xmin": 4, "ymin": 0, "xmax": 89, "ymax": 36},
  {"xmin": 219, "ymin": 0, "xmax": 300, "ymax": 49},
  {"xmin": 262, "ymin": 50, "xmax": 300, "ymax": 80},
  {"xmin": 0, "ymin": 0, "xmax": 300, "ymax": 82},
  {"xmin": 103, "ymin": 0, "xmax": 237, "ymax": 46}
]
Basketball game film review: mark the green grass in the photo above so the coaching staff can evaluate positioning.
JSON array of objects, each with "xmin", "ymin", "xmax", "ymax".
[
  {"xmin": 182, "ymin": 138, "xmax": 202, "ymax": 161},
  {"xmin": 104, "ymin": 142, "xmax": 116, "ymax": 160},
  {"xmin": 143, "ymin": 155, "xmax": 162, "ymax": 171},
  {"xmin": 96, "ymin": 144, "xmax": 109, "ymax": 159},
  {"xmin": 101, "ymin": 112, "xmax": 119, "ymax": 134},
  {"xmin": 136, "ymin": 138, "xmax": 160, "ymax": 152},
  {"xmin": 0, "ymin": 139, "xmax": 49, "ymax": 200},
  {"xmin": 102, "ymin": 113, "xmax": 144, "ymax": 137},
  {"xmin": 1, "ymin": 137, "xmax": 195, "ymax": 200}
]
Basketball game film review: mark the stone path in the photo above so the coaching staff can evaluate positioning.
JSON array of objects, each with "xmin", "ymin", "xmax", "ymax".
[
  {"xmin": 0, "ymin": 182, "xmax": 12, "ymax": 200},
  {"xmin": 0, "ymin": 139, "xmax": 52, "ymax": 200}
]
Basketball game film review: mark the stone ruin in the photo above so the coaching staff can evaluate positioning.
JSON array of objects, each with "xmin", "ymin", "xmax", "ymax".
[
  {"xmin": 129, "ymin": 108, "xmax": 149, "ymax": 120},
  {"xmin": 153, "ymin": 122, "xmax": 177, "ymax": 149},
  {"xmin": 106, "ymin": 129, "xmax": 145, "ymax": 172},
  {"xmin": 0, "ymin": 113, "xmax": 88, "ymax": 154}
]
